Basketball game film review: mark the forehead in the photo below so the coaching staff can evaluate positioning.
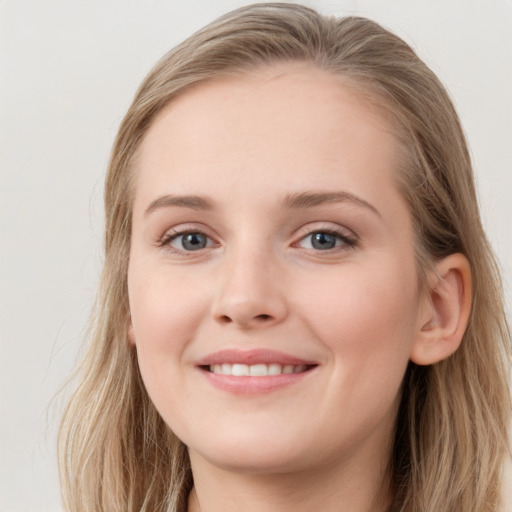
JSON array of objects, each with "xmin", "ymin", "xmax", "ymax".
[{"xmin": 133, "ymin": 63, "xmax": 402, "ymax": 212}]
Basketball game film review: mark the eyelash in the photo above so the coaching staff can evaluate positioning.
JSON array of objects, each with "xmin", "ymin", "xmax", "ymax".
[
  {"xmin": 159, "ymin": 229, "xmax": 217, "ymax": 254},
  {"xmin": 295, "ymin": 228, "xmax": 357, "ymax": 252},
  {"xmin": 159, "ymin": 226, "xmax": 358, "ymax": 255}
]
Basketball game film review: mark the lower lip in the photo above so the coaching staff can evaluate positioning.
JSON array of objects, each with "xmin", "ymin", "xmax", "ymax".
[{"xmin": 199, "ymin": 367, "xmax": 315, "ymax": 395}]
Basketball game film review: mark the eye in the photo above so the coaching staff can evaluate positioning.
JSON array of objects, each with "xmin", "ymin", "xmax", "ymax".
[
  {"xmin": 297, "ymin": 230, "xmax": 356, "ymax": 251},
  {"xmin": 165, "ymin": 231, "xmax": 215, "ymax": 252}
]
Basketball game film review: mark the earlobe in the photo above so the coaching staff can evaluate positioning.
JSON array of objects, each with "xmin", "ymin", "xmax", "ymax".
[{"xmin": 410, "ymin": 253, "xmax": 472, "ymax": 366}]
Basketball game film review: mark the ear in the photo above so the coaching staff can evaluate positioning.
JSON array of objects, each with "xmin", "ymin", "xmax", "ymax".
[
  {"xmin": 410, "ymin": 253, "xmax": 472, "ymax": 366},
  {"xmin": 128, "ymin": 314, "xmax": 136, "ymax": 346}
]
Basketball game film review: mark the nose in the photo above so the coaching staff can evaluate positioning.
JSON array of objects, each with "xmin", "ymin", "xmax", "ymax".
[{"xmin": 211, "ymin": 247, "xmax": 288, "ymax": 330}]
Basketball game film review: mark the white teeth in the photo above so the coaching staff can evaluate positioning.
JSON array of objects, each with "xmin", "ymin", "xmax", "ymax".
[
  {"xmin": 209, "ymin": 363, "xmax": 309, "ymax": 376},
  {"xmin": 232, "ymin": 363, "xmax": 249, "ymax": 376},
  {"xmin": 249, "ymin": 364, "xmax": 268, "ymax": 376},
  {"xmin": 268, "ymin": 363, "xmax": 281, "ymax": 375}
]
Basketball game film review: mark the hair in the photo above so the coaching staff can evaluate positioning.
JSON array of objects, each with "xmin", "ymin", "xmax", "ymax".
[{"xmin": 58, "ymin": 3, "xmax": 511, "ymax": 511}]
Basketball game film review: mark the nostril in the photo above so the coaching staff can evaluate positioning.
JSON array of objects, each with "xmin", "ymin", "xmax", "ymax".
[{"xmin": 214, "ymin": 311, "xmax": 277, "ymax": 327}]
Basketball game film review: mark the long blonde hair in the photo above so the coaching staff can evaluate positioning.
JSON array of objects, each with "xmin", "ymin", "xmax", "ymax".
[{"xmin": 59, "ymin": 3, "xmax": 511, "ymax": 511}]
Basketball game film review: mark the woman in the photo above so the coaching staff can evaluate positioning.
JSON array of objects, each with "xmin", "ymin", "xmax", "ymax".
[{"xmin": 58, "ymin": 3, "xmax": 511, "ymax": 511}]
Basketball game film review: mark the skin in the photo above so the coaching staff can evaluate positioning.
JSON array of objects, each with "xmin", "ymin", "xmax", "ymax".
[{"xmin": 127, "ymin": 64, "xmax": 467, "ymax": 512}]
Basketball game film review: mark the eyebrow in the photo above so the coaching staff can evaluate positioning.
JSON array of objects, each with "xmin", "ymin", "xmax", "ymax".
[
  {"xmin": 282, "ymin": 191, "xmax": 381, "ymax": 217},
  {"xmin": 144, "ymin": 190, "xmax": 380, "ymax": 217},
  {"xmin": 144, "ymin": 194, "xmax": 214, "ymax": 216}
]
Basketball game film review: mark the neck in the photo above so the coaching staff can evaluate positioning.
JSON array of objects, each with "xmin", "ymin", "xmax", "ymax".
[{"xmin": 187, "ymin": 452, "xmax": 392, "ymax": 512}]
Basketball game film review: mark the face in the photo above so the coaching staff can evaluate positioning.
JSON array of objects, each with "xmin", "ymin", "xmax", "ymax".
[{"xmin": 128, "ymin": 64, "xmax": 428, "ymax": 476}]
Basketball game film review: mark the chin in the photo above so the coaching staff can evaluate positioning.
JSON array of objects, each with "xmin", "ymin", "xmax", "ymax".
[
  {"xmin": 194, "ymin": 450, "xmax": 307, "ymax": 475},
  {"xmin": 187, "ymin": 430, "xmax": 313, "ymax": 475}
]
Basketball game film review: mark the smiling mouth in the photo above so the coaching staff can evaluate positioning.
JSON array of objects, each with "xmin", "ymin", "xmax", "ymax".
[
  {"xmin": 203, "ymin": 363, "xmax": 315, "ymax": 376},
  {"xmin": 197, "ymin": 349, "xmax": 318, "ymax": 393}
]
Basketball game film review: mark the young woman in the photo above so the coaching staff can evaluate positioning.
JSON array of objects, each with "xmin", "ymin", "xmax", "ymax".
[{"xmin": 58, "ymin": 3, "xmax": 511, "ymax": 511}]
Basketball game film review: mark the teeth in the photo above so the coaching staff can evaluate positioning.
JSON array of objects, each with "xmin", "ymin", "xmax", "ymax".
[
  {"xmin": 209, "ymin": 363, "xmax": 309, "ymax": 376},
  {"xmin": 250, "ymin": 364, "xmax": 268, "ymax": 376},
  {"xmin": 268, "ymin": 363, "xmax": 281, "ymax": 375},
  {"xmin": 232, "ymin": 363, "xmax": 249, "ymax": 376}
]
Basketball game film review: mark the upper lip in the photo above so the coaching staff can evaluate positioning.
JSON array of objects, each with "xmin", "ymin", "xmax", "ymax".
[{"xmin": 196, "ymin": 349, "xmax": 317, "ymax": 366}]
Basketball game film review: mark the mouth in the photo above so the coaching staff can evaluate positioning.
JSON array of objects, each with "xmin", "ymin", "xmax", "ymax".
[
  {"xmin": 196, "ymin": 349, "xmax": 318, "ymax": 394},
  {"xmin": 202, "ymin": 363, "xmax": 313, "ymax": 376}
]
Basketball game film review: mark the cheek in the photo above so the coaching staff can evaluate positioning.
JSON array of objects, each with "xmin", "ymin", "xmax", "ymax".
[
  {"xmin": 300, "ymin": 259, "xmax": 420, "ymax": 373},
  {"xmin": 129, "ymin": 264, "xmax": 207, "ymax": 345},
  {"xmin": 127, "ymin": 265, "xmax": 210, "ymax": 399},
  {"xmin": 127, "ymin": 270, "xmax": 210, "ymax": 432}
]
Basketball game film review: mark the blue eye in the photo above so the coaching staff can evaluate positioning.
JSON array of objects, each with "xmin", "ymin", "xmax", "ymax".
[
  {"xmin": 298, "ymin": 231, "xmax": 355, "ymax": 251},
  {"xmin": 168, "ymin": 232, "xmax": 213, "ymax": 251},
  {"xmin": 310, "ymin": 232, "xmax": 337, "ymax": 250}
]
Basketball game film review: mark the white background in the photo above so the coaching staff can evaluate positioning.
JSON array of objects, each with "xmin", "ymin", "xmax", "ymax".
[{"xmin": 1, "ymin": 1, "xmax": 511, "ymax": 510}]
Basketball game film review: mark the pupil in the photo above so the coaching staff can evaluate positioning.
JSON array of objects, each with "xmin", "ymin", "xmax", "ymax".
[
  {"xmin": 311, "ymin": 232, "xmax": 336, "ymax": 250},
  {"xmin": 183, "ymin": 233, "xmax": 206, "ymax": 250}
]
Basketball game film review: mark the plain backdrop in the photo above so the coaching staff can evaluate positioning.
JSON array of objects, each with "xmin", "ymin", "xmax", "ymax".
[{"xmin": 1, "ymin": 1, "xmax": 511, "ymax": 510}]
